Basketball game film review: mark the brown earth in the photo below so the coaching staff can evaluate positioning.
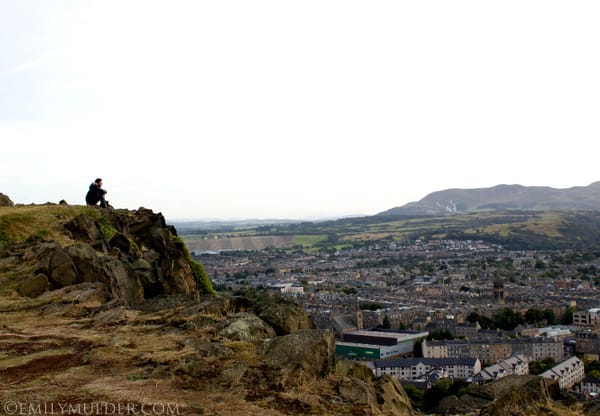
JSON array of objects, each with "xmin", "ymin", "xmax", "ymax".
[{"xmin": 0, "ymin": 294, "xmax": 416, "ymax": 416}]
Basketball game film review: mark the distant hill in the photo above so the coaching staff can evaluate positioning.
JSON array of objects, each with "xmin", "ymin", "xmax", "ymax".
[{"xmin": 379, "ymin": 182, "xmax": 600, "ymax": 216}]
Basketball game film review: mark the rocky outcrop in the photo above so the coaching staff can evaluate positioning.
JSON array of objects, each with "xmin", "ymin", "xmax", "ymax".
[
  {"xmin": 434, "ymin": 375, "xmax": 562, "ymax": 416},
  {"xmin": 0, "ymin": 192, "xmax": 14, "ymax": 206},
  {"xmin": 217, "ymin": 312, "xmax": 276, "ymax": 343},
  {"xmin": 1, "ymin": 204, "xmax": 421, "ymax": 415},
  {"xmin": 4, "ymin": 206, "xmax": 208, "ymax": 305},
  {"xmin": 17, "ymin": 274, "xmax": 50, "ymax": 298},
  {"xmin": 263, "ymin": 329, "xmax": 335, "ymax": 388},
  {"xmin": 336, "ymin": 361, "xmax": 417, "ymax": 416},
  {"xmin": 257, "ymin": 298, "xmax": 316, "ymax": 335}
]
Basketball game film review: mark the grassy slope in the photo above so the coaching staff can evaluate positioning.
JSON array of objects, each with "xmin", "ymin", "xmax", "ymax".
[
  {"xmin": 0, "ymin": 204, "xmax": 95, "ymax": 245},
  {"xmin": 181, "ymin": 210, "xmax": 600, "ymax": 251}
]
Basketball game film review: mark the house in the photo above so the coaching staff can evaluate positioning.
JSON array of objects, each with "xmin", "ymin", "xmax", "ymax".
[
  {"xmin": 422, "ymin": 339, "xmax": 449, "ymax": 358},
  {"xmin": 373, "ymin": 357, "xmax": 481, "ymax": 381},
  {"xmin": 472, "ymin": 354, "xmax": 529, "ymax": 383},
  {"xmin": 454, "ymin": 321, "xmax": 481, "ymax": 339},
  {"xmin": 580, "ymin": 376, "xmax": 600, "ymax": 397},
  {"xmin": 540, "ymin": 357, "xmax": 585, "ymax": 390}
]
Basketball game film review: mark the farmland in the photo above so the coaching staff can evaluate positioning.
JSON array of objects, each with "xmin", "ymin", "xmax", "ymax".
[{"xmin": 177, "ymin": 210, "xmax": 600, "ymax": 252}]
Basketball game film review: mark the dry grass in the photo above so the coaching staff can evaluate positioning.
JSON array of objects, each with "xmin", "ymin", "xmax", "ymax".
[{"xmin": 0, "ymin": 204, "xmax": 94, "ymax": 245}]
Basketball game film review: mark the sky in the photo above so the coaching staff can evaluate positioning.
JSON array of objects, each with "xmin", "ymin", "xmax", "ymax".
[{"xmin": 1, "ymin": 1, "xmax": 599, "ymax": 220}]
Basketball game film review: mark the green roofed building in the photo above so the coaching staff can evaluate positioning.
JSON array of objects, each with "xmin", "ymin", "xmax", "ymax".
[
  {"xmin": 336, "ymin": 342, "xmax": 386, "ymax": 359},
  {"xmin": 336, "ymin": 329, "xmax": 428, "ymax": 360}
]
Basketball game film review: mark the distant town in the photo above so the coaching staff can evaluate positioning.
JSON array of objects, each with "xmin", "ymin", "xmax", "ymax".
[{"xmin": 191, "ymin": 234, "xmax": 600, "ymax": 401}]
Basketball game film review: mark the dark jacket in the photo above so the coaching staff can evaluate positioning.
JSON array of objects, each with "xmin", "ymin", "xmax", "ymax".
[{"xmin": 85, "ymin": 183, "xmax": 107, "ymax": 207}]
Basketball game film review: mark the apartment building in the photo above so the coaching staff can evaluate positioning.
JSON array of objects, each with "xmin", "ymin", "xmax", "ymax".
[
  {"xmin": 373, "ymin": 357, "xmax": 481, "ymax": 381},
  {"xmin": 541, "ymin": 357, "xmax": 585, "ymax": 390}
]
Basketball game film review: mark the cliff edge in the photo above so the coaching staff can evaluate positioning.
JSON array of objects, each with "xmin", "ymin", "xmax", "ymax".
[{"xmin": 0, "ymin": 200, "xmax": 416, "ymax": 416}]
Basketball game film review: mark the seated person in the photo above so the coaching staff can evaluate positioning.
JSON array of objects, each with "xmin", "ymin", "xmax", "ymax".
[{"xmin": 85, "ymin": 178, "xmax": 108, "ymax": 208}]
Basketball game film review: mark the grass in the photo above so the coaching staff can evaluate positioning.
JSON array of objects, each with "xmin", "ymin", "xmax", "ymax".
[
  {"xmin": 0, "ymin": 205, "xmax": 93, "ymax": 245},
  {"xmin": 0, "ymin": 347, "xmax": 73, "ymax": 370},
  {"xmin": 292, "ymin": 234, "xmax": 327, "ymax": 247}
]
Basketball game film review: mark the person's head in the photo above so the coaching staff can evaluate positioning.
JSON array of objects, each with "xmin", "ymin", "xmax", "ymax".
[{"xmin": 95, "ymin": 178, "xmax": 103, "ymax": 187}]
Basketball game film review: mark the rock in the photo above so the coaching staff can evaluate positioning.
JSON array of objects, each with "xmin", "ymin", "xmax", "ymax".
[
  {"xmin": 335, "ymin": 360, "xmax": 375, "ymax": 381},
  {"xmin": 217, "ymin": 312, "xmax": 276, "ymax": 343},
  {"xmin": 64, "ymin": 214, "xmax": 104, "ymax": 243},
  {"xmin": 263, "ymin": 329, "xmax": 335, "ymax": 388},
  {"xmin": 0, "ymin": 193, "xmax": 14, "ymax": 206},
  {"xmin": 17, "ymin": 273, "xmax": 50, "ymax": 298},
  {"xmin": 37, "ymin": 283, "xmax": 111, "ymax": 317},
  {"xmin": 35, "ymin": 242, "xmax": 78, "ymax": 288},
  {"xmin": 338, "ymin": 376, "xmax": 374, "ymax": 405},
  {"xmin": 436, "ymin": 393, "xmax": 488, "ymax": 415},
  {"xmin": 258, "ymin": 299, "xmax": 316, "ymax": 335},
  {"xmin": 336, "ymin": 371, "xmax": 417, "ymax": 415},
  {"xmin": 480, "ymin": 376, "xmax": 560, "ymax": 416},
  {"xmin": 109, "ymin": 232, "xmax": 131, "ymax": 255},
  {"xmin": 102, "ymin": 258, "xmax": 144, "ymax": 305},
  {"xmin": 64, "ymin": 243, "xmax": 106, "ymax": 284},
  {"xmin": 93, "ymin": 306, "xmax": 139, "ymax": 325},
  {"xmin": 38, "ymin": 282, "xmax": 110, "ymax": 307},
  {"xmin": 375, "ymin": 376, "xmax": 418, "ymax": 416}
]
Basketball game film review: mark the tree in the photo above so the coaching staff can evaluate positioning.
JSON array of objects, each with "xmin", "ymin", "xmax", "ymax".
[
  {"xmin": 427, "ymin": 329, "xmax": 454, "ymax": 341},
  {"xmin": 403, "ymin": 385, "xmax": 425, "ymax": 410},
  {"xmin": 382, "ymin": 315, "xmax": 391, "ymax": 329},
  {"xmin": 423, "ymin": 379, "xmax": 452, "ymax": 412}
]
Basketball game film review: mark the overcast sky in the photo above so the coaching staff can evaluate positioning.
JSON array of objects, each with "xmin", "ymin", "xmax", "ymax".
[{"xmin": 1, "ymin": 1, "xmax": 599, "ymax": 220}]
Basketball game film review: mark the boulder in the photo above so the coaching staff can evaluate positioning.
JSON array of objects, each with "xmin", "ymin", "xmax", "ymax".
[
  {"xmin": 375, "ymin": 376, "xmax": 418, "ymax": 416},
  {"xmin": 102, "ymin": 258, "xmax": 144, "ymax": 305},
  {"xmin": 217, "ymin": 312, "xmax": 276, "ymax": 343},
  {"xmin": 38, "ymin": 282, "xmax": 110, "ymax": 307},
  {"xmin": 65, "ymin": 243, "xmax": 106, "ymax": 284},
  {"xmin": 35, "ymin": 242, "xmax": 78, "ymax": 288},
  {"xmin": 263, "ymin": 329, "xmax": 335, "ymax": 388},
  {"xmin": 338, "ymin": 376, "xmax": 375, "ymax": 405},
  {"xmin": 258, "ymin": 299, "xmax": 316, "ymax": 335},
  {"xmin": 0, "ymin": 193, "xmax": 14, "ymax": 206},
  {"xmin": 64, "ymin": 214, "xmax": 104, "ymax": 243},
  {"xmin": 17, "ymin": 273, "xmax": 50, "ymax": 298},
  {"xmin": 480, "ymin": 376, "xmax": 560, "ymax": 416},
  {"xmin": 109, "ymin": 232, "xmax": 131, "ymax": 255},
  {"xmin": 93, "ymin": 306, "xmax": 139, "ymax": 326}
]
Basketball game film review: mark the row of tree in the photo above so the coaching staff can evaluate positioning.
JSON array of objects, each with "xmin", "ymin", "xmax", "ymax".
[{"xmin": 466, "ymin": 307, "xmax": 572, "ymax": 331}]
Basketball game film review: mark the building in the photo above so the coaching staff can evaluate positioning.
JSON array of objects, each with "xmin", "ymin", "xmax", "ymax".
[
  {"xmin": 373, "ymin": 357, "xmax": 481, "ymax": 381},
  {"xmin": 531, "ymin": 337, "xmax": 564, "ymax": 362},
  {"xmin": 267, "ymin": 282, "xmax": 304, "ymax": 296},
  {"xmin": 422, "ymin": 339, "xmax": 449, "ymax": 358},
  {"xmin": 573, "ymin": 308, "xmax": 600, "ymax": 327},
  {"xmin": 454, "ymin": 322, "xmax": 480, "ymax": 339},
  {"xmin": 580, "ymin": 376, "xmax": 600, "ymax": 397},
  {"xmin": 447, "ymin": 340, "xmax": 471, "ymax": 358},
  {"xmin": 335, "ymin": 330, "xmax": 428, "ymax": 360},
  {"xmin": 540, "ymin": 357, "xmax": 585, "ymax": 390},
  {"xmin": 472, "ymin": 354, "xmax": 529, "ymax": 383},
  {"xmin": 575, "ymin": 330, "xmax": 600, "ymax": 355}
]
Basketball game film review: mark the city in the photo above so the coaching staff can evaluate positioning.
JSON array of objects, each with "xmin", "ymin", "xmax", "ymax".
[{"xmin": 191, "ymin": 234, "xmax": 600, "ymax": 401}]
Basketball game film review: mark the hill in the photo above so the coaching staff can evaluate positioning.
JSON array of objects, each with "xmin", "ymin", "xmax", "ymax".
[
  {"xmin": 2, "ymin": 200, "xmax": 599, "ymax": 415},
  {"xmin": 182, "ymin": 210, "xmax": 600, "ymax": 252},
  {"xmin": 0, "ymin": 201, "xmax": 416, "ymax": 415},
  {"xmin": 379, "ymin": 182, "xmax": 600, "ymax": 216}
]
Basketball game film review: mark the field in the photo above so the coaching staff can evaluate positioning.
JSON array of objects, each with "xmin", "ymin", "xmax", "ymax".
[
  {"xmin": 183, "ymin": 235, "xmax": 295, "ymax": 251},
  {"xmin": 178, "ymin": 210, "xmax": 600, "ymax": 252}
]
